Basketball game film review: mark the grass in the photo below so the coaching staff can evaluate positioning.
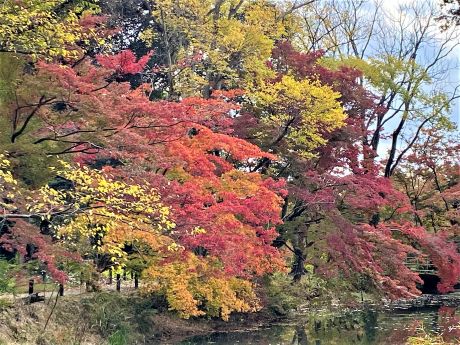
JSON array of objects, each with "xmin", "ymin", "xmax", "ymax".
[
  {"xmin": 108, "ymin": 327, "xmax": 129, "ymax": 345},
  {"xmin": 13, "ymin": 283, "xmax": 56, "ymax": 294},
  {"xmin": 0, "ymin": 291, "xmax": 160, "ymax": 344},
  {"xmin": 13, "ymin": 281, "xmax": 82, "ymax": 294}
]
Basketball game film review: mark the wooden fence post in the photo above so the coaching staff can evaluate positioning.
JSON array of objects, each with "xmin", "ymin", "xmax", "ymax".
[
  {"xmin": 28, "ymin": 279, "xmax": 34, "ymax": 294},
  {"xmin": 116, "ymin": 274, "xmax": 121, "ymax": 291},
  {"xmin": 134, "ymin": 273, "xmax": 139, "ymax": 289},
  {"xmin": 59, "ymin": 284, "xmax": 64, "ymax": 296},
  {"xmin": 41, "ymin": 271, "xmax": 46, "ymax": 299}
]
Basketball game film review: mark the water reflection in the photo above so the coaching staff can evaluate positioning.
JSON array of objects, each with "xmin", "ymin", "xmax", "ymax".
[{"xmin": 180, "ymin": 305, "xmax": 460, "ymax": 345}]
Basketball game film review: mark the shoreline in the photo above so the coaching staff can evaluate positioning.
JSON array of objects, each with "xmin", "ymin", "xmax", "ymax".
[{"xmin": 2, "ymin": 291, "xmax": 460, "ymax": 344}]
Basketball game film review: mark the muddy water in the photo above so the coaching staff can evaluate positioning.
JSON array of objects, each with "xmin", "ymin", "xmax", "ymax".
[{"xmin": 180, "ymin": 303, "xmax": 460, "ymax": 345}]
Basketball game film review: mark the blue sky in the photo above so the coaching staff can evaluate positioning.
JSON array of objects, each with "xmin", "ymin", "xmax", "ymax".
[{"xmin": 383, "ymin": 0, "xmax": 460, "ymax": 127}]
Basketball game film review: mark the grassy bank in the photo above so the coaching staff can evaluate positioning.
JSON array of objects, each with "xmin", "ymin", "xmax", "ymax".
[{"xmin": 0, "ymin": 291, "xmax": 277, "ymax": 345}]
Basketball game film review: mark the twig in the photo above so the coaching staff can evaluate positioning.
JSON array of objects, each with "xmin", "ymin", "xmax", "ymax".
[{"xmin": 44, "ymin": 289, "xmax": 60, "ymax": 330}]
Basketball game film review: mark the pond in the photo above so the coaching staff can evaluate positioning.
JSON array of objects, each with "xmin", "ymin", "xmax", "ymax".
[{"xmin": 180, "ymin": 302, "xmax": 460, "ymax": 344}]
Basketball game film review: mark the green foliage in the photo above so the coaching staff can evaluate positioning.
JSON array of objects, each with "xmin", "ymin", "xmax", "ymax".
[
  {"xmin": 321, "ymin": 54, "xmax": 454, "ymax": 132},
  {"xmin": 337, "ymin": 55, "xmax": 453, "ymax": 129},
  {"xmin": 0, "ymin": 115, "xmax": 64, "ymax": 187},
  {"xmin": 0, "ymin": 257, "xmax": 16, "ymax": 294},
  {"xmin": 263, "ymin": 272, "xmax": 329, "ymax": 315},
  {"xmin": 108, "ymin": 327, "xmax": 129, "ymax": 345},
  {"xmin": 0, "ymin": 53, "xmax": 22, "ymax": 105}
]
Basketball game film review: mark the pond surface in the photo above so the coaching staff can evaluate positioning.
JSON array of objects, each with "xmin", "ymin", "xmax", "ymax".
[{"xmin": 180, "ymin": 302, "xmax": 460, "ymax": 345}]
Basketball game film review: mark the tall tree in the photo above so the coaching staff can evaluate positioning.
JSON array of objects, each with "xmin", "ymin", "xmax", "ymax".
[
  {"xmin": 238, "ymin": 41, "xmax": 460, "ymax": 297},
  {"xmin": 297, "ymin": 0, "xmax": 460, "ymax": 177},
  {"xmin": 393, "ymin": 128, "xmax": 460, "ymax": 234},
  {"xmin": 1, "ymin": 50, "xmax": 287, "ymax": 319}
]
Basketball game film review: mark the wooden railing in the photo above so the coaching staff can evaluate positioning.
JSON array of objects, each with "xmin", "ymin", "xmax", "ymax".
[{"xmin": 405, "ymin": 256, "xmax": 437, "ymax": 274}]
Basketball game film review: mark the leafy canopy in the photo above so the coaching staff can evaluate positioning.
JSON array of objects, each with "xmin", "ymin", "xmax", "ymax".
[{"xmin": 0, "ymin": 0, "xmax": 103, "ymax": 59}]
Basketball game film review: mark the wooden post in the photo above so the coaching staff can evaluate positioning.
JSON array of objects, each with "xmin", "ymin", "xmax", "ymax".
[
  {"xmin": 134, "ymin": 273, "xmax": 139, "ymax": 289},
  {"xmin": 59, "ymin": 284, "xmax": 64, "ymax": 296},
  {"xmin": 108, "ymin": 269, "xmax": 113, "ymax": 285},
  {"xmin": 28, "ymin": 279, "xmax": 34, "ymax": 294},
  {"xmin": 116, "ymin": 274, "xmax": 121, "ymax": 292},
  {"xmin": 41, "ymin": 271, "xmax": 46, "ymax": 299}
]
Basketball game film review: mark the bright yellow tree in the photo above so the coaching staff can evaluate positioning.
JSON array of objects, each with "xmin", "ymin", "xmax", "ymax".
[
  {"xmin": 27, "ymin": 162, "xmax": 175, "ymax": 267},
  {"xmin": 144, "ymin": 253, "xmax": 260, "ymax": 320},
  {"xmin": 145, "ymin": 0, "xmax": 298, "ymax": 97},
  {"xmin": 0, "ymin": 0, "xmax": 103, "ymax": 59},
  {"xmin": 253, "ymin": 75, "xmax": 346, "ymax": 158}
]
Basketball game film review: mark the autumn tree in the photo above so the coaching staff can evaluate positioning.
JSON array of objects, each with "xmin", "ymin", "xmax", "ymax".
[
  {"xmin": 1, "ymin": 0, "xmax": 460, "ymax": 320},
  {"xmin": 1, "ymin": 48, "xmax": 288, "ymax": 318},
  {"xmin": 238, "ymin": 40, "xmax": 460, "ymax": 298},
  {"xmin": 297, "ymin": 0, "xmax": 460, "ymax": 177},
  {"xmin": 393, "ymin": 128, "xmax": 460, "ymax": 234},
  {"xmin": 98, "ymin": 0, "xmax": 314, "ymax": 99},
  {"xmin": 0, "ymin": 0, "xmax": 106, "ymax": 59},
  {"xmin": 2, "ymin": 153, "xmax": 178, "ymax": 284}
]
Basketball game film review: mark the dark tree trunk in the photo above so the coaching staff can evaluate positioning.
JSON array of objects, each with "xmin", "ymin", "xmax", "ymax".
[{"xmin": 291, "ymin": 224, "xmax": 309, "ymax": 281}]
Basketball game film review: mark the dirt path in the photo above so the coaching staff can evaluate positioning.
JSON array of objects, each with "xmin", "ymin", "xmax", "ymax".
[{"xmin": 0, "ymin": 280, "xmax": 139, "ymax": 301}]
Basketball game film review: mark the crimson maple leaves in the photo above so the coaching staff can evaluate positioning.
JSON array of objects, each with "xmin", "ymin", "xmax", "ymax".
[
  {"xmin": 4, "ymin": 50, "xmax": 288, "ymax": 292},
  {"xmin": 237, "ymin": 41, "xmax": 460, "ymax": 298},
  {"xmin": 2, "ymin": 43, "xmax": 460, "ymax": 318}
]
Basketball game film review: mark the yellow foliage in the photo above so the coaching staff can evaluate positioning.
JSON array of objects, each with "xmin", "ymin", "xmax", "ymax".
[
  {"xmin": 144, "ymin": 253, "xmax": 260, "ymax": 320},
  {"xmin": 254, "ymin": 75, "xmax": 346, "ymax": 157},
  {"xmin": 0, "ymin": 0, "xmax": 103, "ymax": 59},
  {"xmin": 406, "ymin": 333, "xmax": 451, "ymax": 345},
  {"xmin": 29, "ymin": 162, "xmax": 175, "ymax": 266},
  {"xmin": 0, "ymin": 153, "xmax": 20, "ymax": 211},
  {"xmin": 220, "ymin": 170, "xmax": 263, "ymax": 197},
  {"xmin": 0, "ymin": 156, "xmax": 275, "ymax": 321},
  {"xmin": 147, "ymin": 0, "xmax": 290, "ymax": 95}
]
